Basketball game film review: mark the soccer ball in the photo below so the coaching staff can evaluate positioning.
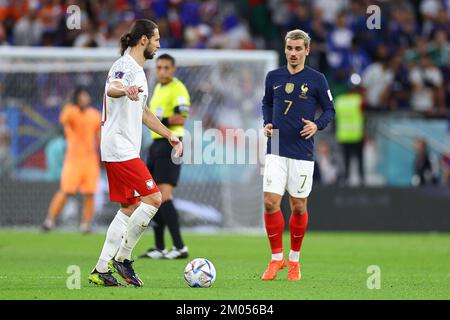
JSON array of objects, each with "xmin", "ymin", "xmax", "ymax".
[{"xmin": 184, "ymin": 258, "xmax": 216, "ymax": 288}]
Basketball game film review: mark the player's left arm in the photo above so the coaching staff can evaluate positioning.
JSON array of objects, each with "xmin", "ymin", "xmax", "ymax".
[
  {"xmin": 142, "ymin": 107, "xmax": 183, "ymax": 157},
  {"xmin": 301, "ymin": 74, "xmax": 335, "ymax": 139}
]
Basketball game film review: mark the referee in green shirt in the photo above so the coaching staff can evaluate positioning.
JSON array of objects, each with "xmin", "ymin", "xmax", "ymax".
[{"xmin": 140, "ymin": 54, "xmax": 190, "ymax": 259}]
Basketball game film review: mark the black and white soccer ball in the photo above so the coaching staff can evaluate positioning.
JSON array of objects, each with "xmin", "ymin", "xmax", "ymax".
[{"xmin": 184, "ymin": 258, "xmax": 216, "ymax": 288}]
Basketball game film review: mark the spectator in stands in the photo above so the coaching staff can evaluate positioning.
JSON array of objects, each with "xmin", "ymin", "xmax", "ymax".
[
  {"xmin": 0, "ymin": 21, "xmax": 9, "ymax": 46},
  {"xmin": 0, "ymin": 0, "xmax": 29, "ymax": 26},
  {"xmin": 222, "ymin": 15, "xmax": 253, "ymax": 49},
  {"xmin": 405, "ymin": 36, "xmax": 429, "ymax": 64},
  {"xmin": 314, "ymin": 141, "xmax": 339, "ymax": 185},
  {"xmin": 12, "ymin": 8, "xmax": 43, "ymax": 46},
  {"xmin": 348, "ymin": 37, "xmax": 371, "ymax": 76},
  {"xmin": 73, "ymin": 21, "xmax": 107, "ymax": 47},
  {"xmin": 432, "ymin": 8, "xmax": 450, "ymax": 37},
  {"xmin": 409, "ymin": 55, "xmax": 446, "ymax": 115},
  {"xmin": 411, "ymin": 137, "xmax": 439, "ymax": 186},
  {"xmin": 388, "ymin": 2, "xmax": 418, "ymax": 50},
  {"xmin": 362, "ymin": 45, "xmax": 394, "ymax": 110},
  {"xmin": 348, "ymin": 0, "xmax": 369, "ymax": 39},
  {"xmin": 155, "ymin": 17, "xmax": 177, "ymax": 49},
  {"xmin": 307, "ymin": 7, "xmax": 328, "ymax": 72},
  {"xmin": 388, "ymin": 52, "xmax": 410, "ymax": 110},
  {"xmin": 428, "ymin": 30, "xmax": 450, "ymax": 68},
  {"xmin": 312, "ymin": 0, "xmax": 347, "ymax": 26},
  {"xmin": 420, "ymin": 0, "xmax": 442, "ymax": 37},
  {"xmin": 443, "ymin": 55, "xmax": 450, "ymax": 111},
  {"xmin": 37, "ymin": 0, "xmax": 62, "ymax": 34},
  {"xmin": 103, "ymin": 20, "xmax": 131, "ymax": 48},
  {"xmin": 207, "ymin": 21, "xmax": 228, "ymax": 49},
  {"xmin": 326, "ymin": 11, "xmax": 353, "ymax": 82},
  {"xmin": 0, "ymin": 0, "xmax": 448, "ymax": 116},
  {"xmin": 285, "ymin": 3, "xmax": 311, "ymax": 34},
  {"xmin": 184, "ymin": 23, "xmax": 210, "ymax": 49}
]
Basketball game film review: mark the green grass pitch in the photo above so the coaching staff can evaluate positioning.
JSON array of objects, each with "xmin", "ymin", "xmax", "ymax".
[{"xmin": 0, "ymin": 230, "xmax": 449, "ymax": 300}]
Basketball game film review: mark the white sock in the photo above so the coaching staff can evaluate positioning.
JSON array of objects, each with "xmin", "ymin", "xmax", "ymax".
[
  {"xmin": 289, "ymin": 250, "xmax": 300, "ymax": 262},
  {"xmin": 43, "ymin": 218, "xmax": 55, "ymax": 228},
  {"xmin": 95, "ymin": 211, "xmax": 129, "ymax": 273},
  {"xmin": 271, "ymin": 253, "xmax": 284, "ymax": 261},
  {"xmin": 115, "ymin": 203, "xmax": 158, "ymax": 262}
]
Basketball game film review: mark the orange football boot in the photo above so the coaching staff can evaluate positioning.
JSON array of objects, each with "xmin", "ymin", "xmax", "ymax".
[
  {"xmin": 261, "ymin": 258, "xmax": 287, "ymax": 280},
  {"xmin": 287, "ymin": 261, "xmax": 301, "ymax": 281}
]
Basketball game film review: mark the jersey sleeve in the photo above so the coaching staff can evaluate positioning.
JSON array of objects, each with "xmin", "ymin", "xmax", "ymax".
[
  {"xmin": 172, "ymin": 82, "xmax": 191, "ymax": 117},
  {"xmin": 108, "ymin": 59, "xmax": 135, "ymax": 87},
  {"xmin": 262, "ymin": 71, "xmax": 274, "ymax": 125},
  {"xmin": 314, "ymin": 73, "xmax": 335, "ymax": 130}
]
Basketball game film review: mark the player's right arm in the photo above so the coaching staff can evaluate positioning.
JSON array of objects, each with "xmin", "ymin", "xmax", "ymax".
[
  {"xmin": 106, "ymin": 59, "xmax": 142, "ymax": 100},
  {"xmin": 262, "ymin": 71, "xmax": 274, "ymax": 137},
  {"xmin": 107, "ymin": 80, "xmax": 143, "ymax": 101}
]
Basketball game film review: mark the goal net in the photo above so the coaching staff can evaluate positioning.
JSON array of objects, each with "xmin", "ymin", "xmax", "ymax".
[{"xmin": 0, "ymin": 47, "xmax": 278, "ymax": 231}]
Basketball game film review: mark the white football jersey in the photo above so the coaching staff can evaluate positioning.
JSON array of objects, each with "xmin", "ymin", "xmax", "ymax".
[{"xmin": 101, "ymin": 54, "xmax": 149, "ymax": 162}]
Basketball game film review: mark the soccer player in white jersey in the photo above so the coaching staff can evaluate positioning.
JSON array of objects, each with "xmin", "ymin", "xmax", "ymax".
[{"xmin": 88, "ymin": 19, "xmax": 182, "ymax": 287}]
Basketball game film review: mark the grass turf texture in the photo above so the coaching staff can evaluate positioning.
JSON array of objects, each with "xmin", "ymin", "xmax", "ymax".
[{"xmin": 0, "ymin": 231, "xmax": 449, "ymax": 300}]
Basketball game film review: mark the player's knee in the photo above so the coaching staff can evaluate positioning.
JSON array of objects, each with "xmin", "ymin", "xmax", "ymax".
[
  {"xmin": 141, "ymin": 192, "xmax": 162, "ymax": 209},
  {"xmin": 120, "ymin": 204, "xmax": 137, "ymax": 216},
  {"xmin": 292, "ymin": 203, "xmax": 306, "ymax": 215},
  {"xmin": 264, "ymin": 197, "xmax": 280, "ymax": 213}
]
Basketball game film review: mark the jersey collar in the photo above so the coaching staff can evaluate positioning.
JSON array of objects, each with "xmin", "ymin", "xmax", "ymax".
[
  {"xmin": 125, "ymin": 53, "xmax": 144, "ymax": 69},
  {"xmin": 285, "ymin": 65, "xmax": 308, "ymax": 76}
]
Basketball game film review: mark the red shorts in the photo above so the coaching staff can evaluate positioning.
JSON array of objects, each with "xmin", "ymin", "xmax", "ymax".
[{"xmin": 104, "ymin": 158, "xmax": 159, "ymax": 204}]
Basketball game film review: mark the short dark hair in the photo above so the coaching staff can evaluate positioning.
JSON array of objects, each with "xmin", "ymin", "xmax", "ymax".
[
  {"xmin": 120, "ymin": 19, "xmax": 158, "ymax": 56},
  {"xmin": 72, "ymin": 87, "xmax": 89, "ymax": 105},
  {"xmin": 157, "ymin": 53, "xmax": 176, "ymax": 66}
]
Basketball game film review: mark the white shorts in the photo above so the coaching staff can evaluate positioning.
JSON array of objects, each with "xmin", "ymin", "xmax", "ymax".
[{"xmin": 263, "ymin": 154, "xmax": 314, "ymax": 198}]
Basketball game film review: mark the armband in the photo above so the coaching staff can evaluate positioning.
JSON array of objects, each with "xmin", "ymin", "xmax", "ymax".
[{"xmin": 161, "ymin": 117, "xmax": 170, "ymax": 126}]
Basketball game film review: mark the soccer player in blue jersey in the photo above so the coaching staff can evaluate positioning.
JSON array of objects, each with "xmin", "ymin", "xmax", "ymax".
[{"xmin": 261, "ymin": 29, "xmax": 335, "ymax": 281}]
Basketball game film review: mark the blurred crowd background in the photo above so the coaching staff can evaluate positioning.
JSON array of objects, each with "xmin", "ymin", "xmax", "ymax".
[
  {"xmin": 0, "ymin": 0, "xmax": 449, "ymax": 115},
  {"xmin": 0, "ymin": 0, "xmax": 449, "ymax": 190}
]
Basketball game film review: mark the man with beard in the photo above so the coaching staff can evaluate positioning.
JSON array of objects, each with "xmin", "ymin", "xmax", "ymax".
[{"xmin": 88, "ymin": 19, "xmax": 183, "ymax": 287}]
